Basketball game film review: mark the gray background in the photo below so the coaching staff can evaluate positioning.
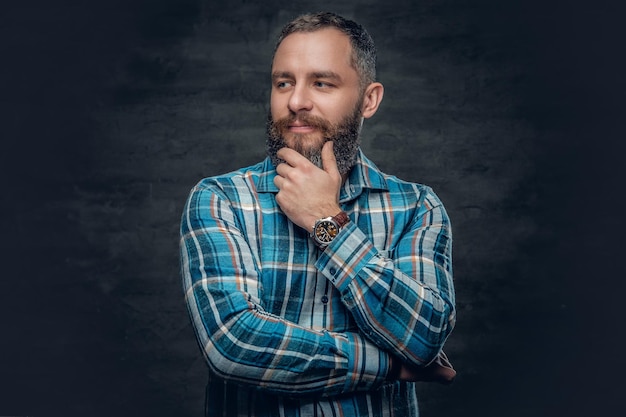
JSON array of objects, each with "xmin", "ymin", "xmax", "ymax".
[{"xmin": 1, "ymin": 0, "xmax": 624, "ymax": 416}]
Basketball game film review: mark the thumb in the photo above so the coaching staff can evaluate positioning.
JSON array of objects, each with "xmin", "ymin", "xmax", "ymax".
[{"xmin": 321, "ymin": 141, "xmax": 340, "ymax": 177}]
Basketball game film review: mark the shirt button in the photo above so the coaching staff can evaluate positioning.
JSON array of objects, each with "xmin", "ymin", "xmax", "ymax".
[
  {"xmin": 329, "ymin": 268, "xmax": 336, "ymax": 275},
  {"xmin": 321, "ymin": 295, "xmax": 329, "ymax": 304}
]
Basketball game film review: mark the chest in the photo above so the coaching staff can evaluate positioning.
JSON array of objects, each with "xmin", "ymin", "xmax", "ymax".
[{"xmin": 243, "ymin": 193, "xmax": 404, "ymax": 330}]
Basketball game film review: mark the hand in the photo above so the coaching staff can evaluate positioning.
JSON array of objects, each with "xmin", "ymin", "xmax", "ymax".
[
  {"xmin": 398, "ymin": 363, "xmax": 424, "ymax": 381},
  {"xmin": 396, "ymin": 354, "xmax": 456, "ymax": 384},
  {"xmin": 273, "ymin": 141, "xmax": 343, "ymax": 231}
]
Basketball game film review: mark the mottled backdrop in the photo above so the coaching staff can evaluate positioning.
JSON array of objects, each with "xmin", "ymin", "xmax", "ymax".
[{"xmin": 1, "ymin": 0, "xmax": 624, "ymax": 416}]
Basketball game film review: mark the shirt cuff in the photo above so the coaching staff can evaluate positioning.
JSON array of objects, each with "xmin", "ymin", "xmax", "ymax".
[{"xmin": 314, "ymin": 221, "xmax": 379, "ymax": 293}]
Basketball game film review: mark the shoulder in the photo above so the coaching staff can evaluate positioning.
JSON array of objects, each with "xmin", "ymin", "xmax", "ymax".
[
  {"xmin": 183, "ymin": 159, "xmax": 274, "ymax": 212},
  {"xmin": 385, "ymin": 174, "xmax": 443, "ymax": 209},
  {"xmin": 360, "ymin": 152, "xmax": 444, "ymax": 210},
  {"xmin": 193, "ymin": 159, "xmax": 268, "ymax": 192}
]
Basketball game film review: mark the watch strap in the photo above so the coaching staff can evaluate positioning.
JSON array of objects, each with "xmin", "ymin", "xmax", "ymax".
[{"xmin": 332, "ymin": 211, "xmax": 350, "ymax": 227}]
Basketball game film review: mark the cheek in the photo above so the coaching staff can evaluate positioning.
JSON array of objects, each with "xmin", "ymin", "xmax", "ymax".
[
  {"xmin": 323, "ymin": 98, "xmax": 357, "ymax": 124},
  {"xmin": 270, "ymin": 92, "xmax": 283, "ymax": 117}
]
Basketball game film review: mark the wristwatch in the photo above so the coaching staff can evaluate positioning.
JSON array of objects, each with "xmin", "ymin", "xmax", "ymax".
[{"xmin": 311, "ymin": 211, "xmax": 350, "ymax": 248}]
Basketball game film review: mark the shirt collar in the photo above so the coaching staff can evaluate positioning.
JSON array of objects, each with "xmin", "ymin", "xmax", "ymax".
[
  {"xmin": 257, "ymin": 157, "xmax": 279, "ymax": 193},
  {"xmin": 256, "ymin": 150, "xmax": 389, "ymax": 200},
  {"xmin": 340, "ymin": 150, "xmax": 389, "ymax": 201}
]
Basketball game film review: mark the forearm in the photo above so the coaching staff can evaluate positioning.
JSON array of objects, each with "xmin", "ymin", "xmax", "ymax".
[
  {"xmin": 180, "ymin": 184, "xmax": 391, "ymax": 397},
  {"xmin": 183, "ymin": 274, "xmax": 391, "ymax": 396},
  {"xmin": 315, "ymin": 211, "xmax": 455, "ymax": 366}
]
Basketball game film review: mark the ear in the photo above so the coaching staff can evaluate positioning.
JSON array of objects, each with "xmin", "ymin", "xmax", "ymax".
[{"xmin": 360, "ymin": 82, "xmax": 384, "ymax": 119}]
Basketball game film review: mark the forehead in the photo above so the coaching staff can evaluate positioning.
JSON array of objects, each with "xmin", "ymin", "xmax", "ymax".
[{"xmin": 272, "ymin": 28, "xmax": 355, "ymax": 75}]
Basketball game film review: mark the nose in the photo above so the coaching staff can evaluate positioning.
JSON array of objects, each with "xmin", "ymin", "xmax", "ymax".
[{"xmin": 287, "ymin": 84, "xmax": 313, "ymax": 114}]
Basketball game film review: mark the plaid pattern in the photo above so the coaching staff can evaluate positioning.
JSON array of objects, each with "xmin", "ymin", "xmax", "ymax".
[{"xmin": 180, "ymin": 151, "xmax": 455, "ymax": 416}]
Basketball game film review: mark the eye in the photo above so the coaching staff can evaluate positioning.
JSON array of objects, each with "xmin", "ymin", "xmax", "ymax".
[
  {"xmin": 276, "ymin": 80, "xmax": 293, "ymax": 89},
  {"xmin": 314, "ymin": 81, "xmax": 332, "ymax": 88}
]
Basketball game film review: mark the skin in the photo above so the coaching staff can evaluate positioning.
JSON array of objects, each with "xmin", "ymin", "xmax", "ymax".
[{"xmin": 270, "ymin": 27, "xmax": 426, "ymax": 382}]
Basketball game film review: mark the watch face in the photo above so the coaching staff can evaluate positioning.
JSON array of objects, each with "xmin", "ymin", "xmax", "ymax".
[{"xmin": 314, "ymin": 220, "xmax": 339, "ymax": 244}]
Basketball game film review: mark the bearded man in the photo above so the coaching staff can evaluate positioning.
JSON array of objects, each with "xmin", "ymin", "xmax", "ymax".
[{"xmin": 180, "ymin": 12, "xmax": 456, "ymax": 417}]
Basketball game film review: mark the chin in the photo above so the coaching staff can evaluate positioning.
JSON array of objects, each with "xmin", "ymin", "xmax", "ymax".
[{"xmin": 284, "ymin": 133, "xmax": 326, "ymax": 155}]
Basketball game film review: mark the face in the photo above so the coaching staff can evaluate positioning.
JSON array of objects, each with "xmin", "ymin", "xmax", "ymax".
[{"xmin": 267, "ymin": 28, "xmax": 365, "ymax": 174}]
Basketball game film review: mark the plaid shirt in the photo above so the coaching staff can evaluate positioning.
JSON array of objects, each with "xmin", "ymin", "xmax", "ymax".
[{"xmin": 180, "ymin": 151, "xmax": 455, "ymax": 417}]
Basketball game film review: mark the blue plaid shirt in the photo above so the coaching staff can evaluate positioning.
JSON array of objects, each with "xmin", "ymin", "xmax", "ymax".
[{"xmin": 180, "ymin": 151, "xmax": 455, "ymax": 416}]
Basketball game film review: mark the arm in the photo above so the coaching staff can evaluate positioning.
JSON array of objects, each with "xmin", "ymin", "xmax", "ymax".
[
  {"xmin": 180, "ymin": 181, "xmax": 392, "ymax": 397},
  {"xmin": 272, "ymin": 143, "xmax": 455, "ymax": 369},
  {"xmin": 316, "ymin": 189, "xmax": 455, "ymax": 368}
]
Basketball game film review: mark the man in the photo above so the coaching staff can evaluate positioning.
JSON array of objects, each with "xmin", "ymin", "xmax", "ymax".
[{"xmin": 180, "ymin": 12, "xmax": 455, "ymax": 417}]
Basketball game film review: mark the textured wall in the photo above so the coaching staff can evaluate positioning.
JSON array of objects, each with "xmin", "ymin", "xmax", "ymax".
[{"xmin": 1, "ymin": 0, "xmax": 624, "ymax": 416}]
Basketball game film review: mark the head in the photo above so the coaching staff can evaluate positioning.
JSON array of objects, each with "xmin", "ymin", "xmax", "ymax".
[
  {"xmin": 266, "ymin": 12, "xmax": 384, "ymax": 175},
  {"xmin": 274, "ymin": 12, "xmax": 378, "ymax": 91}
]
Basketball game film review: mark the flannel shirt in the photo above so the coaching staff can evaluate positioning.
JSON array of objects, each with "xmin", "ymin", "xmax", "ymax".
[{"xmin": 180, "ymin": 150, "xmax": 455, "ymax": 416}]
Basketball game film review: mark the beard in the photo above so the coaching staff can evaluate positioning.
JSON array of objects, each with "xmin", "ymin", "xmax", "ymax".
[{"xmin": 266, "ymin": 104, "xmax": 363, "ymax": 176}]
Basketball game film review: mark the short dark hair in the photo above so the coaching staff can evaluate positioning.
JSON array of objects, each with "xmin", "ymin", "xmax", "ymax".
[{"xmin": 274, "ymin": 12, "xmax": 377, "ymax": 88}]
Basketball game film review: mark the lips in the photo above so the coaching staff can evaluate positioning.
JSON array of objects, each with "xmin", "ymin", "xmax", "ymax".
[
  {"xmin": 272, "ymin": 114, "xmax": 329, "ymax": 136},
  {"xmin": 288, "ymin": 123, "xmax": 316, "ymax": 133}
]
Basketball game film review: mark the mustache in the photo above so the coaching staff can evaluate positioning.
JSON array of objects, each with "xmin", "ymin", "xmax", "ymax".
[{"xmin": 271, "ymin": 113, "xmax": 330, "ymax": 133}]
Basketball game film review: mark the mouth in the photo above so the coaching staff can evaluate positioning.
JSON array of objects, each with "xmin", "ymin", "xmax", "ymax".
[{"xmin": 287, "ymin": 123, "xmax": 317, "ymax": 134}]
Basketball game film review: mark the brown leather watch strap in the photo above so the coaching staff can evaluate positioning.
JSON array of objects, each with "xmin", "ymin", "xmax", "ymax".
[{"xmin": 332, "ymin": 211, "xmax": 350, "ymax": 227}]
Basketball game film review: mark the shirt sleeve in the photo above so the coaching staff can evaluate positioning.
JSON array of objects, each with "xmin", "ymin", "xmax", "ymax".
[
  {"xmin": 315, "ymin": 186, "xmax": 456, "ymax": 367},
  {"xmin": 180, "ymin": 182, "xmax": 392, "ymax": 397}
]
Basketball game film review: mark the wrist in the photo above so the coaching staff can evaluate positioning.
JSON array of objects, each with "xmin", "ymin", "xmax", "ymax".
[
  {"xmin": 310, "ymin": 211, "xmax": 350, "ymax": 248},
  {"xmin": 304, "ymin": 207, "xmax": 340, "ymax": 232}
]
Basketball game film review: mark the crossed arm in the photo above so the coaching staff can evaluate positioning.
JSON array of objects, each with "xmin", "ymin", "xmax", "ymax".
[
  {"xmin": 181, "ymin": 184, "xmax": 393, "ymax": 397},
  {"xmin": 273, "ymin": 143, "xmax": 455, "ymax": 376},
  {"xmin": 180, "ymin": 144, "xmax": 455, "ymax": 396}
]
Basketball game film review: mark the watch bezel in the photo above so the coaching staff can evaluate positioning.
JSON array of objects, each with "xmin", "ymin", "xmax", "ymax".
[{"xmin": 312, "ymin": 217, "xmax": 339, "ymax": 247}]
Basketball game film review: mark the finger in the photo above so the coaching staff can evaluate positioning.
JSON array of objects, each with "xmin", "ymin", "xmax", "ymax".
[
  {"xmin": 276, "ymin": 147, "xmax": 308, "ymax": 167},
  {"xmin": 275, "ymin": 161, "xmax": 292, "ymax": 178},
  {"xmin": 273, "ymin": 174, "xmax": 282, "ymax": 189},
  {"xmin": 321, "ymin": 141, "xmax": 340, "ymax": 176}
]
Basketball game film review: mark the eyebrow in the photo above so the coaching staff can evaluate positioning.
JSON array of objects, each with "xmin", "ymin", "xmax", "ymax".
[
  {"xmin": 311, "ymin": 71, "xmax": 342, "ymax": 81},
  {"xmin": 271, "ymin": 70, "xmax": 343, "ymax": 82}
]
